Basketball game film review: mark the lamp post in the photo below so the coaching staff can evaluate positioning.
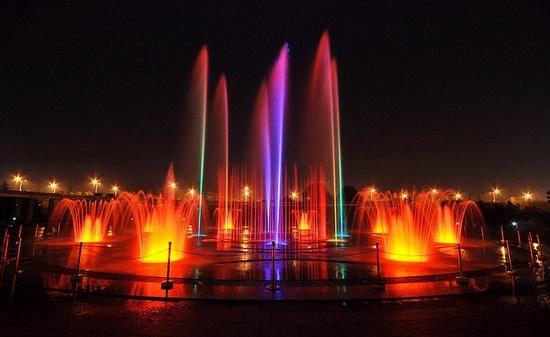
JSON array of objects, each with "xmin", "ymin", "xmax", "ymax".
[
  {"xmin": 49, "ymin": 182, "xmax": 58, "ymax": 193},
  {"xmin": 244, "ymin": 186, "xmax": 250, "ymax": 201},
  {"xmin": 369, "ymin": 187, "xmax": 376, "ymax": 201},
  {"xmin": 491, "ymin": 188, "xmax": 500, "ymax": 202},
  {"xmin": 524, "ymin": 192, "xmax": 532, "ymax": 205},
  {"xmin": 169, "ymin": 182, "xmax": 176, "ymax": 199},
  {"xmin": 112, "ymin": 185, "xmax": 119, "ymax": 197},
  {"xmin": 14, "ymin": 175, "xmax": 24, "ymax": 191},
  {"xmin": 91, "ymin": 178, "xmax": 100, "ymax": 194},
  {"xmin": 455, "ymin": 192, "xmax": 462, "ymax": 200},
  {"xmin": 431, "ymin": 187, "xmax": 437, "ymax": 198}
]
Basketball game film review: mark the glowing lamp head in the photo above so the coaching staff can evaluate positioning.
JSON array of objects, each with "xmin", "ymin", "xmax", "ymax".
[{"xmin": 49, "ymin": 182, "xmax": 58, "ymax": 193}]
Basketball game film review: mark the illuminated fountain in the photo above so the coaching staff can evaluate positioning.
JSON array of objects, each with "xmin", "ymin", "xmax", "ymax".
[
  {"xmin": 211, "ymin": 31, "xmax": 344, "ymax": 245},
  {"xmin": 49, "ymin": 198, "xmax": 119, "ymax": 243},
  {"xmin": 352, "ymin": 189, "xmax": 485, "ymax": 262},
  {"xmin": 29, "ymin": 33, "xmax": 508, "ymax": 301},
  {"xmin": 116, "ymin": 163, "xmax": 205, "ymax": 262}
]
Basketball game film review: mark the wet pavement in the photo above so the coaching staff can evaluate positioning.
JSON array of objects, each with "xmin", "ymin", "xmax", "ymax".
[
  {"xmin": 1, "ymin": 281, "xmax": 550, "ymax": 337},
  {"xmin": 2, "ymin": 234, "xmax": 550, "ymax": 336}
]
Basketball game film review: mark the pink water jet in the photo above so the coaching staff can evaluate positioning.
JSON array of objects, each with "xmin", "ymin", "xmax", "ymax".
[
  {"xmin": 211, "ymin": 35, "xmax": 341, "ymax": 244},
  {"xmin": 303, "ymin": 30, "xmax": 345, "ymax": 239},
  {"xmin": 178, "ymin": 45, "xmax": 209, "ymax": 237}
]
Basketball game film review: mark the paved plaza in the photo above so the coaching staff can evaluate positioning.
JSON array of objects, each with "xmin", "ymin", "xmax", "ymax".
[
  {"xmin": 1, "ymin": 233, "xmax": 550, "ymax": 336},
  {"xmin": 1, "ymin": 270, "xmax": 550, "ymax": 337}
]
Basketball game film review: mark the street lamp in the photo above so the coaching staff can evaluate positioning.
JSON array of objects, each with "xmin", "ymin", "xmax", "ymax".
[
  {"xmin": 14, "ymin": 175, "xmax": 24, "ymax": 191},
  {"xmin": 455, "ymin": 192, "xmax": 462, "ymax": 200},
  {"xmin": 49, "ymin": 181, "xmax": 58, "ymax": 193},
  {"xmin": 523, "ymin": 192, "xmax": 532, "ymax": 204},
  {"xmin": 112, "ymin": 185, "xmax": 119, "ymax": 197},
  {"xmin": 189, "ymin": 188, "xmax": 196, "ymax": 198},
  {"xmin": 491, "ymin": 188, "xmax": 500, "ymax": 202},
  {"xmin": 169, "ymin": 182, "xmax": 177, "ymax": 198},
  {"xmin": 91, "ymin": 178, "xmax": 100, "ymax": 194},
  {"xmin": 244, "ymin": 186, "xmax": 250, "ymax": 201},
  {"xmin": 431, "ymin": 187, "xmax": 438, "ymax": 201},
  {"xmin": 369, "ymin": 187, "xmax": 376, "ymax": 201}
]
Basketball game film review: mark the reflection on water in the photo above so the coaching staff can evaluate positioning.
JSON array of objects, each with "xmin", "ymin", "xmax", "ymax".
[
  {"xmin": 32, "ymin": 237, "xmax": 502, "ymax": 284},
  {"xmin": 11, "ymin": 228, "xmax": 543, "ymax": 301}
]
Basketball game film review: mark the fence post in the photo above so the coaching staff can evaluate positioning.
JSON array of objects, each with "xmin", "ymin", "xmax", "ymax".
[
  {"xmin": 373, "ymin": 242, "xmax": 385, "ymax": 290},
  {"xmin": 528, "ymin": 233, "xmax": 537, "ymax": 284},
  {"xmin": 536, "ymin": 234, "xmax": 546, "ymax": 261},
  {"xmin": 266, "ymin": 241, "xmax": 280, "ymax": 292},
  {"xmin": 161, "ymin": 242, "xmax": 174, "ymax": 298},
  {"xmin": 505, "ymin": 239, "xmax": 515, "ymax": 273},
  {"xmin": 455, "ymin": 244, "xmax": 469, "ymax": 286},
  {"xmin": 0, "ymin": 232, "xmax": 9, "ymax": 292},
  {"xmin": 9, "ymin": 233, "xmax": 24, "ymax": 304},
  {"xmin": 70, "ymin": 242, "xmax": 84, "ymax": 284}
]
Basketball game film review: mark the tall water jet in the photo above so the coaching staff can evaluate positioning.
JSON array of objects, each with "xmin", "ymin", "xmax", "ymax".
[
  {"xmin": 210, "ymin": 75, "xmax": 230, "ymax": 239},
  {"xmin": 269, "ymin": 44, "xmax": 289, "ymax": 243},
  {"xmin": 213, "ymin": 37, "xmax": 343, "ymax": 244},
  {"xmin": 179, "ymin": 46, "xmax": 208, "ymax": 237},
  {"xmin": 251, "ymin": 44, "xmax": 289, "ymax": 244},
  {"xmin": 331, "ymin": 58, "xmax": 346, "ymax": 240},
  {"xmin": 303, "ymin": 31, "xmax": 346, "ymax": 241}
]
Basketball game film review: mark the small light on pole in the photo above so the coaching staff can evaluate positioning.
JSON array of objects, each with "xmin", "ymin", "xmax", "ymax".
[
  {"xmin": 169, "ymin": 182, "xmax": 177, "ymax": 199},
  {"xmin": 49, "ymin": 181, "xmax": 58, "ymax": 193},
  {"xmin": 369, "ymin": 187, "xmax": 376, "ymax": 201},
  {"xmin": 14, "ymin": 175, "xmax": 24, "ymax": 191},
  {"xmin": 91, "ymin": 178, "xmax": 100, "ymax": 194},
  {"xmin": 492, "ymin": 188, "xmax": 500, "ymax": 202},
  {"xmin": 524, "ymin": 192, "xmax": 532, "ymax": 204}
]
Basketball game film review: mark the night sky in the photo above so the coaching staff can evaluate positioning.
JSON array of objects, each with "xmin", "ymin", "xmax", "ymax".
[{"xmin": 1, "ymin": 1, "xmax": 549, "ymax": 201}]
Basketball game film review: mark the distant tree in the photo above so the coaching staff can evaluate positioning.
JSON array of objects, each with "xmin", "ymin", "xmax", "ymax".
[
  {"xmin": 343, "ymin": 185, "xmax": 358, "ymax": 204},
  {"xmin": 1, "ymin": 180, "xmax": 9, "ymax": 190}
]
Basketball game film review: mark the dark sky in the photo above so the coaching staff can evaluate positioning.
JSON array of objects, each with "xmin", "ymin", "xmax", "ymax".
[{"xmin": 1, "ymin": 1, "xmax": 549, "ymax": 201}]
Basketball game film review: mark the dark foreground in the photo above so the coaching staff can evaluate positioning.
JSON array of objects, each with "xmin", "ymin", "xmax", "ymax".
[{"xmin": 1, "ymin": 283, "xmax": 550, "ymax": 337}]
